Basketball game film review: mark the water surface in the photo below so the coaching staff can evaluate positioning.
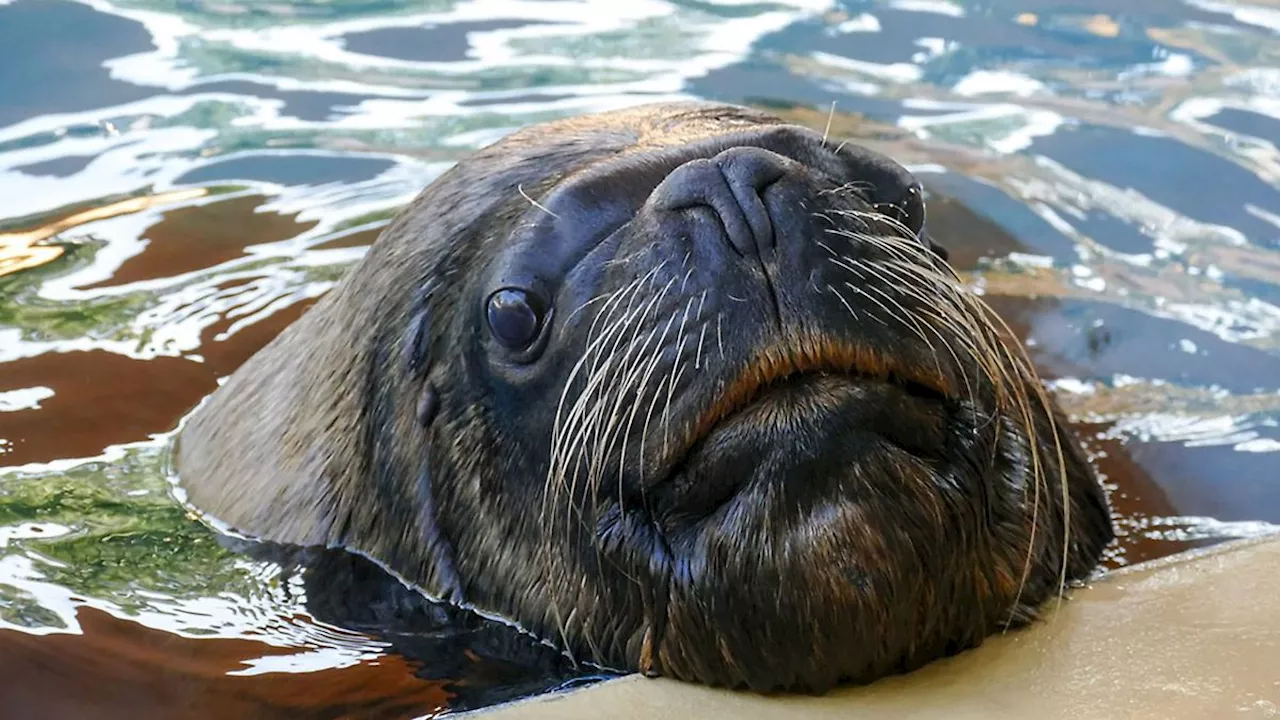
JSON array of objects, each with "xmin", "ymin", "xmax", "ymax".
[{"xmin": 3, "ymin": 0, "xmax": 1280, "ymax": 717}]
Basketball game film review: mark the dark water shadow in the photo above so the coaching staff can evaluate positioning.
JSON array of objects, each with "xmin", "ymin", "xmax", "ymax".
[
  {"xmin": 175, "ymin": 156, "xmax": 396, "ymax": 188},
  {"xmin": 0, "ymin": 0, "xmax": 154, "ymax": 129},
  {"xmin": 243, "ymin": 540, "xmax": 614, "ymax": 713},
  {"xmin": 1030, "ymin": 124, "xmax": 1280, "ymax": 249},
  {"xmin": 342, "ymin": 20, "xmax": 558, "ymax": 63}
]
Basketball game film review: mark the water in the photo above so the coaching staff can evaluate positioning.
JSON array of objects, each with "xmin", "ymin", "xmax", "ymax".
[{"xmin": 2, "ymin": 0, "xmax": 1280, "ymax": 716}]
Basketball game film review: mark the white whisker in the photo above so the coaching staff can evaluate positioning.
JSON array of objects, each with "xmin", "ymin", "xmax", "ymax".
[{"xmin": 518, "ymin": 183, "xmax": 560, "ymax": 218}]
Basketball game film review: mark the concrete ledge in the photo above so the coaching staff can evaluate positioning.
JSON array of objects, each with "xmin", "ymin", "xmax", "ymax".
[{"xmin": 477, "ymin": 536, "xmax": 1280, "ymax": 719}]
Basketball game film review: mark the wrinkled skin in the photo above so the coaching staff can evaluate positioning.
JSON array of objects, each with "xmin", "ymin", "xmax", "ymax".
[{"xmin": 175, "ymin": 102, "xmax": 1115, "ymax": 693}]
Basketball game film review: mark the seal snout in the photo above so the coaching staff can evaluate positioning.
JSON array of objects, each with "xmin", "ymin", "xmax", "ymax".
[{"xmin": 649, "ymin": 146, "xmax": 794, "ymax": 262}]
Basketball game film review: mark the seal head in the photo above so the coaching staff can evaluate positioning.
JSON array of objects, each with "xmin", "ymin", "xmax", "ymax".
[{"xmin": 176, "ymin": 102, "xmax": 1114, "ymax": 692}]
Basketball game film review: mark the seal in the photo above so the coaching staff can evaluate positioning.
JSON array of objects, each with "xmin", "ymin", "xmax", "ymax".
[{"xmin": 175, "ymin": 101, "xmax": 1115, "ymax": 692}]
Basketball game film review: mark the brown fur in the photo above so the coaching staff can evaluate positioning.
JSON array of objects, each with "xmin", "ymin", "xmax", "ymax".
[{"xmin": 175, "ymin": 102, "xmax": 1114, "ymax": 692}]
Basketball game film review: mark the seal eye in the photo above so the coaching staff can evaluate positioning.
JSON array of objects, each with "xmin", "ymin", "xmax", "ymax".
[
  {"xmin": 900, "ymin": 184, "xmax": 926, "ymax": 236},
  {"xmin": 487, "ymin": 288, "xmax": 546, "ymax": 350},
  {"xmin": 874, "ymin": 184, "xmax": 926, "ymax": 239},
  {"xmin": 887, "ymin": 185, "xmax": 946, "ymax": 261}
]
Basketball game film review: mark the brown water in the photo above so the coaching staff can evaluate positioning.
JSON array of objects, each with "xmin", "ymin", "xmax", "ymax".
[{"xmin": 3, "ymin": 0, "xmax": 1280, "ymax": 717}]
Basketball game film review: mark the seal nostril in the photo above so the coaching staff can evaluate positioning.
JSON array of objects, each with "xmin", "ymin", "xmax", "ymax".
[
  {"xmin": 716, "ymin": 147, "xmax": 789, "ymax": 256},
  {"xmin": 650, "ymin": 158, "xmax": 757, "ymax": 260},
  {"xmin": 649, "ymin": 147, "xmax": 795, "ymax": 263}
]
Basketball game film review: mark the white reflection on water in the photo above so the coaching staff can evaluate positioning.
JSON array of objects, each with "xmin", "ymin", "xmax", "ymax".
[
  {"xmin": 228, "ymin": 646, "xmax": 386, "ymax": 677},
  {"xmin": 1187, "ymin": 0, "xmax": 1280, "ymax": 34},
  {"xmin": 886, "ymin": 0, "xmax": 963, "ymax": 17},
  {"xmin": 0, "ymin": 548, "xmax": 392, "ymax": 675},
  {"xmin": 0, "ymin": 387, "xmax": 56, "ymax": 412},
  {"xmin": 78, "ymin": 0, "xmax": 835, "ymax": 114}
]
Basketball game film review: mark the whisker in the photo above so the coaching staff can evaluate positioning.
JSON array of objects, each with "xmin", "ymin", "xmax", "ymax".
[
  {"xmin": 828, "ymin": 283, "xmax": 858, "ymax": 320},
  {"xmin": 639, "ymin": 309, "xmax": 685, "ymax": 482},
  {"xmin": 838, "ymin": 277, "xmax": 892, "ymax": 328},
  {"xmin": 695, "ymin": 290, "xmax": 709, "ymax": 371},
  {"xmin": 822, "ymin": 100, "xmax": 837, "ymax": 147},
  {"xmin": 546, "ymin": 274, "xmax": 660, "ymax": 530},
  {"xmin": 518, "ymin": 183, "xmax": 560, "ymax": 218},
  {"xmin": 818, "ymin": 219, "xmax": 1065, "ymax": 623},
  {"xmin": 716, "ymin": 314, "xmax": 725, "ymax": 361},
  {"xmin": 662, "ymin": 296, "xmax": 698, "ymax": 457}
]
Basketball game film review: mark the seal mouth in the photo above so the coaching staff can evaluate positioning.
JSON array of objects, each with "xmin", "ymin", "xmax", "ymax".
[
  {"xmin": 646, "ymin": 333, "xmax": 957, "ymax": 522},
  {"xmin": 684, "ymin": 335, "xmax": 955, "ymax": 450}
]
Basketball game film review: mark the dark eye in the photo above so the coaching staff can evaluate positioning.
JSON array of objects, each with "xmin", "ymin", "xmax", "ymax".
[
  {"xmin": 486, "ymin": 288, "xmax": 546, "ymax": 350},
  {"xmin": 899, "ymin": 184, "xmax": 926, "ymax": 236},
  {"xmin": 874, "ymin": 183, "xmax": 926, "ymax": 239},
  {"xmin": 881, "ymin": 184, "xmax": 946, "ymax": 261}
]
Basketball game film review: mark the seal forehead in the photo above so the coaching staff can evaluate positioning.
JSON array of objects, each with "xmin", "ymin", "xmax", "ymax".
[{"xmin": 493, "ymin": 101, "xmax": 784, "ymax": 158}]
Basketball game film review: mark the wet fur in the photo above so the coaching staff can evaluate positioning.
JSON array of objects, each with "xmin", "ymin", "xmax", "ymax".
[{"xmin": 176, "ymin": 102, "xmax": 1114, "ymax": 692}]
